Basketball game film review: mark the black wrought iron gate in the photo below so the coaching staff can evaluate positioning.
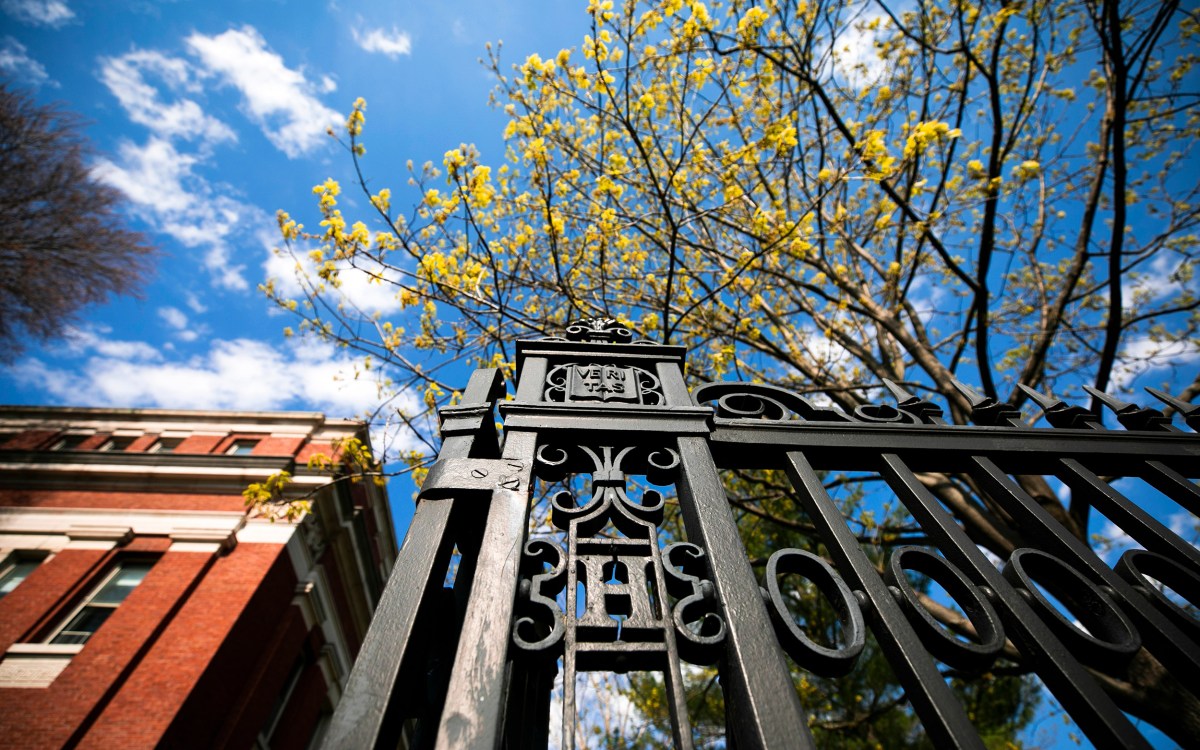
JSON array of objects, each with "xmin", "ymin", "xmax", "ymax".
[{"xmin": 321, "ymin": 320, "xmax": 1200, "ymax": 749}]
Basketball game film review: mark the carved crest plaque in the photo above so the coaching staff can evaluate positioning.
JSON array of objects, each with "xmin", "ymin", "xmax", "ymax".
[{"xmin": 567, "ymin": 364, "xmax": 639, "ymax": 402}]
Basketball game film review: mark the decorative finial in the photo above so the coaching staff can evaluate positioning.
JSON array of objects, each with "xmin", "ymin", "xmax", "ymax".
[
  {"xmin": 881, "ymin": 379, "xmax": 945, "ymax": 423},
  {"xmin": 1083, "ymin": 385, "xmax": 1172, "ymax": 431},
  {"xmin": 1145, "ymin": 387, "xmax": 1200, "ymax": 431},
  {"xmin": 563, "ymin": 318, "xmax": 635, "ymax": 344},
  {"xmin": 1016, "ymin": 384, "xmax": 1101, "ymax": 429},
  {"xmin": 949, "ymin": 377, "xmax": 1021, "ymax": 426}
]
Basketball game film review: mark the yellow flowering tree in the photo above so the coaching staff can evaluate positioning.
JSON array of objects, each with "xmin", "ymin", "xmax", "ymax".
[{"xmin": 268, "ymin": 0, "xmax": 1199, "ymax": 741}]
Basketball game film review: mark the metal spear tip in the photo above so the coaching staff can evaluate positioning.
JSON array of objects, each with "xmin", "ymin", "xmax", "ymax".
[
  {"xmin": 1017, "ymin": 383, "xmax": 1099, "ymax": 429},
  {"xmin": 1083, "ymin": 385, "xmax": 1172, "ymax": 431},
  {"xmin": 1015, "ymin": 383, "xmax": 1061, "ymax": 410},
  {"xmin": 881, "ymin": 378, "xmax": 918, "ymax": 404},
  {"xmin": 1145, "ymin": 387, "xmax": 1200, "ymax": 416},
  {"xmin": 1082, "ymin": 385, "xmax": 1137, "ymax": 413},
  {"xmin": 949, "ymin": 376, "xmax": 989, "ymax": 407},
  {"xmin": 881, "ymin": 378, "xmax": 944, "ymax": 423},
  {"xmin": 949, "ymin": 376, "xmax": 1020, "ymax": 426}
]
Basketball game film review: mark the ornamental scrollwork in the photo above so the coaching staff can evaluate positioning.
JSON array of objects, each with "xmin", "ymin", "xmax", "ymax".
[
  {"xmin": 692, "ymin": 381, "xmax": 938, "ymax": 425},
  {"xmin": 512, "ymin": 441, "xmax": 725, "ymax": 746},
  {"xmin": 537, "ymin": 318, "xmax": 658, "ymax": 345}
]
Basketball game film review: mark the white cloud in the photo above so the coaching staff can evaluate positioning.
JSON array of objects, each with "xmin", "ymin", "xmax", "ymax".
[
  {"xmin": 1111, "ymin": 334, "xmax": 1200, "ymax": 389},
  {"xmin": 0, "ymin": 36, "xmax": 52, "ymax": 86},
  {"xmin": 183, "ymin": 291, "xmax": 208, "ymax": 314},
  {"xmin": 93, "ymin": 136, "xmax": 252, "ymax": 289},
  {"xmin": 158, "ymin": 306, "xmax": 187, "ymax": 329},
  {"xmin": 157, "ymin": 306, "xmax": 200, "ymax": 342},
  {"xmin": 1123, "ymin": 250, "xmax": 1196, "ymax": 309},
  {"xmin": 1098, "ymin": 519, "xmax": 1138, "ymax": 565},
  {"xmin": 1, "ymin": 0, "xmax": 73, "ymax": 27},
  {"xmin": 60, "ymin": 326, "xmax": 161, "ymax": 362},
  {"xmin": 99, "ymin": 50, "xmax": 236, "ymax": 145},
  {"xmin": 12, "ymin": 330, "xmax": 409, "ymax": 420},
  {"xmin": 186, "ymin": 26, "xmax": 341, "ymax": 157},
  {"xmin": 93, "ymin": 136, "xmax": 196, "ymax": 213},
  {"xmin": 353, "ymin": 26, "xmax": 413, "ymax": 59},
  {"xmin": 264, "ymin": 242, "xmax": 405, "ymax": 315},
  {"xmin": 820, "ymin": 2, "xmax": 894, "ymax": 87},
  {"xmin": 1169, "ymin": 513, "xmax": 1199, "ymax": 548}
]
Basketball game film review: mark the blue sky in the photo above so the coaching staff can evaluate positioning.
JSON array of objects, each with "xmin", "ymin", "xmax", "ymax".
[
  {"xmin": 0, "ymin": 2, "xmax": 1192, "ymax": 745},
  {"xmin": 0, "ymin": 0, "xmax": 583, "ymax": 418}
]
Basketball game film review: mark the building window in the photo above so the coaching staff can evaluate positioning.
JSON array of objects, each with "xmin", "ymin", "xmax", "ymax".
[
  {"xmin": 149, "ymin": 437, "xmax": 184, "ymax": 453},
  {"xmin": 227, "ymin": 439, "xmax": 260, "ymax": 456},
  {"xmin": 256, "ymin": 655, "xmax": 305, "ymax": 748},
  {"xmin": 98, "ymin": 436, "xmax": 138, "ymax": 452},
  {"xmin": 46, "ymin": 561, "xmax": 153, "ymax": 644},
  {"xmin": 0, "ymin": 556, "xmax": 41, "ymax": 599},
  {"xmin": 51, "ymin": 434, "xmax": 89, "ymax": 451}
]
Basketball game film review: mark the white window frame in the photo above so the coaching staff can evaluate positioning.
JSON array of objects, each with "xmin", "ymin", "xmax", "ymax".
[
  {"xmin": 44, "ymin": 560, "xmax": 153, "ymax": 645},
  {"xmin": 0, "ymin": 552, "xmax": 45, "ymax": 599},
  {"xmin": 226, "ymin": 439, "xmax": 260, "ymax": 455}
]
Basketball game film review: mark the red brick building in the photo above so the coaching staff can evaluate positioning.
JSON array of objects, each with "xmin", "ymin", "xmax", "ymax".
[{"xmin": 0, "ymin": 406, "xmax": 398, "ymax": 749}]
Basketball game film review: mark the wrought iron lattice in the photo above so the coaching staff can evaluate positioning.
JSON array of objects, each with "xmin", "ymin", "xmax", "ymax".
[{"xmin": 321, "ymin": 320, "xmax": 1200, "ymax": 750}]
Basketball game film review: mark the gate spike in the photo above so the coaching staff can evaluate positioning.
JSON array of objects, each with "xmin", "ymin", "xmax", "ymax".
[
  {"xmin": 1016, "ymin": 384, "xmax": 1101, "ymax": 430},
  {"xmin": 1145, "ymin": 387, "xmax": 1200, "ymax": 415},
  {"xmin": 1083, "ymin": 385, "xmax": 1173, "ymax": 431},
  {"xmin": 1145, "ymin": 387, "xmax": 1200, "ymax": 431},
  {"xmin": 881, "ymin": 378, "xmax": 918, "ymax": 404},
  {"xmin": 881, "ymin": 378, "xmax": 944, "ymax": 423},
  {"xmin": 1082, "ymin": 385, "xmax": 1135, "ymax": 413},
  {"xmin": 1016, "ymin": 384, "xmax": 1059, "ymax": 411},
  {"xmin": 949, "ymin": 377, "xmax": 1021, "ymax": 426},
  {"xmin": 948, "ymin": 376, "xmax": 987, "ymax": 407}
]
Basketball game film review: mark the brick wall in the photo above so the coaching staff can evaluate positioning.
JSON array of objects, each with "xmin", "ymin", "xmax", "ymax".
[
  {"xmin": 0, "ymin": 489, "xmax": 245, "ymax": 513},
  {"xmin": 79, "ymin": 542, "xmax": 293, "ymax": 749},
  {"xmin": 0, "ymin": 546, "xmax": 212, "ymax": 749},
  {"xmin": 0, "ymin": 549, "xmax": 109, "ymax": 652}
]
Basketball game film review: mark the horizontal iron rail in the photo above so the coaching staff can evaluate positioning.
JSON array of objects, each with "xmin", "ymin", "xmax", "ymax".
[{"xmin": 708, "ymin": 422, "xmax": 1199, "ymax": 475}]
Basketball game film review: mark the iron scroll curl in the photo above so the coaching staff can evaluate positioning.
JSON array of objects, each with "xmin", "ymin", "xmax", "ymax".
[
  {"xmin": 691, "ymin": 382, "xmax": 925, "ymax": 425},
  {"xmin": 663, "ymin": 542, "xmax": 726, "ymax": 665},
  {"xmin": 512, "ymin": 539, "xmax": 567, "ymax": 654}
]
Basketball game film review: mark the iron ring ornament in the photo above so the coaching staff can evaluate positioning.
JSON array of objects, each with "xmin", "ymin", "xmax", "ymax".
[
  {"xmin": 1115, "ymin": 549, "xmax": 1200, "ymax": 641},
  {"xmin": 1002, "ymin": 548, "xmax": 1141, "ymax": 668},
  {"xmin": 884, "ymin": 547, "xmax": 1005, "ymax": 672},
  {"xmin": 763, "ymin": 548, "xmax": 866, "ymax": 677}
]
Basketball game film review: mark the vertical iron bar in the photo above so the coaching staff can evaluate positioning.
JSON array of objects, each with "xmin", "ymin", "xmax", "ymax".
[
  {"xmin": 515, "ymin": 357, "xmax": 548, "ymax": 403},
  {"xmin": 321, "ymin": 369, "xmax": 505, "ymax": 750},
  {"xmin": 1056, "ymin": 458, "xmax": 1200, "ymax": 570},
  {"xmin": 969, "ymin": 456, "xmax": 1200, "ymax": 692},
  {"xmin": 675, "ymin": 436, "xmax": 815, "ymax": 750},
  {"xmin": 878, "ymin": 453, "xmax": 1151, "ymax": 748},
  {"xmin": 783, "ymin": 451, "xmax": 985, "ymax": 749},
  {"xmin": 434, "ymin": 429, "xmax": 537, "ymax": 750},
  {"xmin": 1140, "ymin": 460, "xmax": 1200, "ymax": 517},
  {"xmin": 502, "ymin": 658, "xmax": 555, "ymax": 750}
]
